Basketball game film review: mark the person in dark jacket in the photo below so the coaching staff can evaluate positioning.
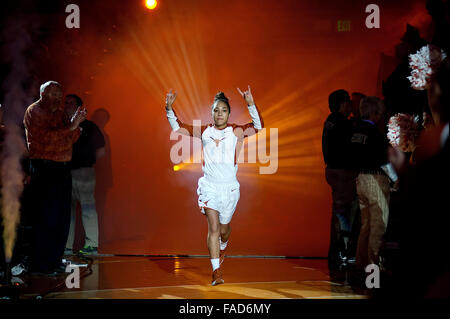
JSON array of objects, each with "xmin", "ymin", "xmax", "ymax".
[
  {"xmin": 64, "ymin": 94, "xmax": 105, "ymax": 256},
  {"xmin": 322, "ymin": 89, "xmax": 358, "ymax": 267}
]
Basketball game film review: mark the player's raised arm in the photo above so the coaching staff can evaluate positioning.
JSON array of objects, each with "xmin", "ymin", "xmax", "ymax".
[
  {"xmin": 235, "ymin": 85, "xmax": 264, "ymax": 137},
  {"xmin": 164, "ymin": 89, "xmax": 205, "ymax": 138}
]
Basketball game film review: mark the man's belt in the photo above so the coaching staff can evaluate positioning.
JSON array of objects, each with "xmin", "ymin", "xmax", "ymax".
[{"xmin": 30, "ymin": 159, "xmax": 71, "ymax": 166}]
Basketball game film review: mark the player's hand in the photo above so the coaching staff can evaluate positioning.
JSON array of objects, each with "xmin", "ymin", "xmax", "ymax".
[
  {"xmin": 165, "ymin": 89, "xmax": 177, "ymax": 110},
  {"xmin": 237, "ymin": 85, "xmax": 254, "ymax": 106}
]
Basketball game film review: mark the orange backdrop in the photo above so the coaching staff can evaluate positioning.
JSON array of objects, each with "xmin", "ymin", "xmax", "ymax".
[{"xmin": 59, "ymin": 0, "xmax": 430, "ymax": 256}]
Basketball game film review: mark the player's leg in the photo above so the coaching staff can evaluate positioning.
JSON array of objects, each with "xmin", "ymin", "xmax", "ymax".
[
  {"xmin": 205, "ymin": 208, "xmax": 220, "ymax": 259},
  {"xmin": 220, "ymin": 223, "xmax": 231, "ymax": 243},
  {"xmin": 219, "ymin": 223, "xmax": 231, "ymax": 265},
  {"xmin": 205, "ymin": 208, "xmax": 224, "ymax": 285},
  {"xmin": 218, "ymin": 183, "xmax": 240, "ymax": 266}
]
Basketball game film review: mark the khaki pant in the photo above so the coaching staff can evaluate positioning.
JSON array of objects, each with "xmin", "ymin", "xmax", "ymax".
[
  {"xmin": 66, "ymin": 167, "xmax": 99, "ymax": 249},
  {"xmin": 356, "ymin": 173, "xmax": 390, "ymax": 269}
]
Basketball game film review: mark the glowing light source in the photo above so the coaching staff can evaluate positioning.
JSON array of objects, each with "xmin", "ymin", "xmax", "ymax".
[
  {"xmin": 122, "ymin": 6, "xmax": 326, "ymax": 196},
  {"xmin": 145, "ymin": 0, "xmax": 158, "ymax": 10}
]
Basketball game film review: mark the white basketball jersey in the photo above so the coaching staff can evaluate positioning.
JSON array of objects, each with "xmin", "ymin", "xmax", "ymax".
[{"xmin": 166, "ymin": 104, "xmax": 263, "ymax": 182}]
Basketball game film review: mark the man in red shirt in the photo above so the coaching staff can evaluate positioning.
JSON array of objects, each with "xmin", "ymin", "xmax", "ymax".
[{"xmin": 24, "ymin": 81, "xmax": 86, "ymax": 275}]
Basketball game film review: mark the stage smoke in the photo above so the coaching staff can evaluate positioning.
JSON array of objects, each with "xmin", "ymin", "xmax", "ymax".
[
  {"xmin": 1, "ymin": 125, "xmax": 26, "ymax": 262},
  {"xmin": 1, "ymin": 16, "xmax": 37, "ymax": 263}
]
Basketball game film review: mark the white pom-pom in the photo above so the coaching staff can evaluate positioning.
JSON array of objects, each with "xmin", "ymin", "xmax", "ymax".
[
  {"xmin": 407, "ymin": 45, "xmax": 447, "ymax": 90},
  {"xmin": 387, "ymin": 113, "xmax": 420, "ymax": 152}
]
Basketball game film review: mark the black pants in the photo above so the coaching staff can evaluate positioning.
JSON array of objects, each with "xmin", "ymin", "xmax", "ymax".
[
  {"xmin": 29, "ymin": 160, "xmax": 72, "ymax": 273},
  {"xmin": 325, "ymin": 168, "xmax": 359, "ymax": 263}
]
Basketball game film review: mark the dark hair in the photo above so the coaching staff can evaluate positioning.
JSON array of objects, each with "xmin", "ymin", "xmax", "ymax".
[
  {"xmin": 360, "ymin": 96, "xmax": 385, "ymax": 119},
  {"xmin": 328, "ymin": 89, "xmax": 350, "ymax": 112},
  {"xmin": 214, "ymin": 92, "xmax": 230, "ymax": 112},
  {"xmin": 66, "ymin": 94, "xmax": 83, "ymax": 107}
]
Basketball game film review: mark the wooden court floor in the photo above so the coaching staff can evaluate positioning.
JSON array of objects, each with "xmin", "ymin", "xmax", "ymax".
[{"xmin": 18, "ymin": 256, "xmax": 370, "ymax": 299}]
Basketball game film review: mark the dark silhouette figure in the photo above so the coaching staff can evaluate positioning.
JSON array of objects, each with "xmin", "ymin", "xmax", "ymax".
[{"xmin": 322, "ymin": 90, "xmax": 358, "ymax": 269}]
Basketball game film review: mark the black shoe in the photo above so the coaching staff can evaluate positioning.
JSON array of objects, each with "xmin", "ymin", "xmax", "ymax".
[
  {"xmin": 339, "ymin": 251, "xmax": 348, "ymax": 264},
  {"xmin": 348, "ymin": 270, "xmax": 367, "ymax": 289}
]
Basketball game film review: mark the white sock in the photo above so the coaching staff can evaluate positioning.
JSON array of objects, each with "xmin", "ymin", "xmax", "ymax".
[
  {"xmin": 211, "ymin": 258, "xmax": 220, "ymax": 271},
  {"xmin": 220, "ymin": 239, "xmax": 228, "ymax": 250}
]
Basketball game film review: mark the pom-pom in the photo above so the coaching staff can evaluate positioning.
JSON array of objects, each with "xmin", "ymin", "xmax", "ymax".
[
  {"xmin": 407, "ymin": 45, "xmax": 447, "ymax": 90},
  {"xmin": 387, "ymin": 113, "xmax": 420, "ymax": 152}
]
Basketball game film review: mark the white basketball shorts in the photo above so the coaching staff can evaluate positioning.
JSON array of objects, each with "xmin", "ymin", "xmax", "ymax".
[{"xmin": 197, "ymin": 176, "xmax": 240, "ymax": 224}]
